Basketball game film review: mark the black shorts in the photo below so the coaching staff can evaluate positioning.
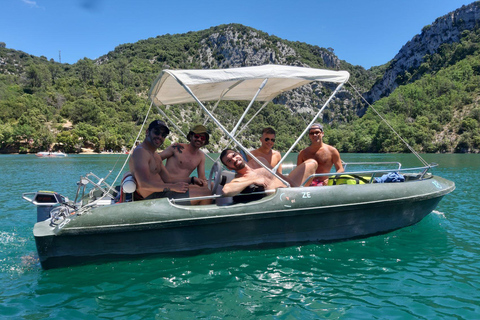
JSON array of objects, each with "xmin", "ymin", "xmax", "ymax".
[
  {"xmin": 232, "ymin": 185, "xmax": 265, "ymax": 203},
  {"xmin": 144, "ymin": 189, "xmax": 190, "ymax": 200}
]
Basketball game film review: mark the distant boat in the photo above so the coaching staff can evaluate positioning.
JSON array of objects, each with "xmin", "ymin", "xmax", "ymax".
[{"xmin": 35, "ymin": 151, "xmax": 67, "ymax": 157}]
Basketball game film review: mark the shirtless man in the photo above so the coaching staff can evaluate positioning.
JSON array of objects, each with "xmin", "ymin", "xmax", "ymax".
[
  {"xmin": 247, "ymin": 127, "xmax": 282, "ymax": 174},
  {"xmin": 159, "ymin": 124, "xmax": 209, "ymax": 187},
  {"xmin": 220, "ymin": 148, "xmax": 318, "ymax": 197},
  {"xmin": 129, "ymin": 120, "xmax": 211, "ymax": 204},
  {"xmin": 297, "ymin": 123, "xmax": 344, "ymax": 186}
]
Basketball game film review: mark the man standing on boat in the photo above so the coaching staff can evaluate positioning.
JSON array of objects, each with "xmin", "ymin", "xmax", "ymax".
[
  {"xmin": 220, "ymin": 149, "xmax": 318, "ymax": 197},
  {"xmin": 159, "ymin": 124, "xmax": 209, "ymax": 187},
  {"xmin": 297, "ymin": 123, "xmax": 344, "ymax": 186},
  {"xmin": 247, "ymin": 127, "xmax": 282, "ymax": 174},
  {"xmin": 129, "ymin": 120, "xmax": 211, "ymax": 204}
]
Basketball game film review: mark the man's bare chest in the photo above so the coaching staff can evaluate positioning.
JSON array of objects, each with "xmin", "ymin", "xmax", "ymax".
[
  {"xmin": 173, "ymin": 152, "xmax": 200, "ymax": 170},
  {"xmin": 306, "ymin": 148, "xmax": 332, "ymax": 165},
  {"xmin": 150, "ymin": 154, "xmax": 164, "ymax": 173}
]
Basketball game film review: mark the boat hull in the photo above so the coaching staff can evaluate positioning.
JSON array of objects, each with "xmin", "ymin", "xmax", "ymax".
[{"xmin": 34, "ymin": 176, "xmax": 454, "ymax": 269}]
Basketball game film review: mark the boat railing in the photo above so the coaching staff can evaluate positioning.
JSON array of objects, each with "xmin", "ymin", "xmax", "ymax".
[
  {"xmin": 112, "ymin": 163, "xmax": 437, "ymax": 206},
  {"xmin": 282, "ymin": 161, "xmax": 403, "ymax": 175},
  {"xmin": 151, "ymin": 163, "xmax": 438, "ymax": 205},
  {"xmin": 302, "ymin": 163, "xmax": 437, "ymax": 186},
  {"xmin": 343, "ymin": 161, "xmax": 402, "ymax": 170},
  {"xmin": 169, "ymin": 189, "xmax": 276, "ymax": 205},
  {"xmin": 75, "ymin": 172, "xmax": 119, "ymax": 207}
]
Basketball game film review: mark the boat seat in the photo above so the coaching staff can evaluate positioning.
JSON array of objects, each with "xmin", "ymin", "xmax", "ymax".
[{"xmin": 215, "ymin": 170, "xmax": 235, "ymax": 206}]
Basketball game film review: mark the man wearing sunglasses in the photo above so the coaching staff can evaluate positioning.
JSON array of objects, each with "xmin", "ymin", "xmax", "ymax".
[
  {"xmin": 220, "ymin": 148, "xmax": 317, "ymax": 198},
  {"xmin": 248, "ymin": 127, "xmax": 282, "ymax": 174},
  {"xmin": 160, "ymin": 124, "xmax": 210, "ymax": 188},
  {"xmin": 129, "ymin": 120, "xmax": 211, "ymax": 204},
  {"xmin": 297, "ymin": 123, "xmax": 344, "ymax": 186}
]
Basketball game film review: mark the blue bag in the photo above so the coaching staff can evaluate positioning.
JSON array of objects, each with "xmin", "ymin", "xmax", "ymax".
[{"xmin": 374, "ymin": 172, "xmax": 405, "ymax": 183}]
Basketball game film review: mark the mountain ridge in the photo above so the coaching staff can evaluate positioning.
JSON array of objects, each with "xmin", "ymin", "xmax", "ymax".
[{"xmin": 0, "ymin": 3, "xmax": 479, "ymax": 153}]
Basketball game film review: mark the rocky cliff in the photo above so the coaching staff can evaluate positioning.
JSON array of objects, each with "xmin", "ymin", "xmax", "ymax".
[
  {"xmin": 366, "ymin": 1, "xmax": 480, "ymax": 104},
  {"xmin": 193, "ymin": 25, "xmax": 357, "ymax": 121}
]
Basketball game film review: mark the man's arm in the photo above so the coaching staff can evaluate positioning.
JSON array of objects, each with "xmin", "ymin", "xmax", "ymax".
[
  {"xmin": 158, "ymin": 165, "xmax": 191, "ymax": 184},
  {"xmin": 297, "ymin": 150, "xmax": 305, "ymax": 166},
  {"xmin": 197, "ymin": 154, "xmax": 207, "ymax": 181},
  {"xmin": 158, "ymin": 144, "xmax": 175, "ymax": 161},
  {"xmin": 330, "ymin": 147, "xmax": 344, "ymax": 173},
  {"xmin": 222, "ymin": 176, "xmax": 267, "ymax": 197},
  {"xmin": 273, "ymin": 151, "xmax": 282, "ymax": 174}
]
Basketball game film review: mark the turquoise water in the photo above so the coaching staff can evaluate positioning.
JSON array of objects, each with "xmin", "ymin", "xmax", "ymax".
[{"xmin": 0, "ymin": 153, "xmax": 478, "ymax": 319}]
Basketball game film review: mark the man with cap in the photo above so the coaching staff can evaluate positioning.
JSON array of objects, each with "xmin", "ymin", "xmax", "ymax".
[
  {"xmin": 129, "ymin": 120, "xmax": 211, "ymax": 204},
  {"xmin": 297, "ymin": 123, "xmax": 344, "ymax": 186},
  {"xmin": 159, "ymin": 124, "xmax": 210, "ymax": 187},
  {"xmin": 247, "ymin": 127, "xmax": 282, "ymax": 174}
]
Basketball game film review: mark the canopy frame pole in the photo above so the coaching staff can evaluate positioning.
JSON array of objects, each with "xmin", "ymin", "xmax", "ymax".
[
  {"xmin": 273, "ymin": 82, "xmax": 346, "ymax": 172},
  {"xmin": 234, "ymin": 100, "xmax": 271, "ymax": 138},
  {"xmin": 347, "ymin": 80, "xmax": 429, "ymax": 167},
  {"xmin": 174, "ymin": 78, "xmax": 291, "ymax": 187},
  {"xmin": 222, "ymin": 99, "xmax": 271, "ymax": 151},
  {"xmin": 203, "ymin": 80, "xmax": 244, "ymax": 126},
  {"xmin": 230, "ymin": 78, "xmax": 268, "ymax": 136}
]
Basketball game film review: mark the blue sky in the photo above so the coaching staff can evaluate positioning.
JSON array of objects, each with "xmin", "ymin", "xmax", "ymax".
[{"xmin": 0, "ymin": 0, "xmax": 474, "ymax": 69}]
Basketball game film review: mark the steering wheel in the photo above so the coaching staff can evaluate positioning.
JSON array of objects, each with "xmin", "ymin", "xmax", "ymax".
[{"xmin": 208, "ymin": 160, "xmax": 223, "ymax": 193}]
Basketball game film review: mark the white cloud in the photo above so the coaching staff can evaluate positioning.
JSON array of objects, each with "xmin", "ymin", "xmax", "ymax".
[{"xmin": 21, "ymin": 0, "xmax": 39, "ymax": 7}]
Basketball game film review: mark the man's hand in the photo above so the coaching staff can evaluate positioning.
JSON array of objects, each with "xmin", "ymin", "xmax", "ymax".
[
  {"xmin": 170, "ymin": 182, "xmax": 189, "ymax": 193},
  {"xmin": 192, "ymin": 177, "xmax": 207, "ymax": 186}
]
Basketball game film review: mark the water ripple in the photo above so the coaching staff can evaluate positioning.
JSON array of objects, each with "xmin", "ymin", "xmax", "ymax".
[{"xmin": 1, "ymin": 154, "xmax": 479, "ymax": 319}]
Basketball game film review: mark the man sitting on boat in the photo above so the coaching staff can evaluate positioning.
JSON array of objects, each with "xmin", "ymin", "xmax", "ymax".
[
  {"xmin": 129, "ymin": 120, "xmax": 212, "ymax": 204},
  {"xmin": 159, "ymin": 124, "xmax": 209, "ymax": 187},
  {"xmin": 220, "ymin": 149, "xmax": 318, "ymax": 198},
  {"xmin": 247, "ymin": 127, "xmax": 282, "ymax": 174},
  {"xmin": 297, "ymin": 123, "xmax": 344, "ymax": 186}
]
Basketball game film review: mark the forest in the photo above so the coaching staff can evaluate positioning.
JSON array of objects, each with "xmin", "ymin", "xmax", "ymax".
[{"xmin": 0, "ymin": 23, "xmax": 479, "ymax": 154}]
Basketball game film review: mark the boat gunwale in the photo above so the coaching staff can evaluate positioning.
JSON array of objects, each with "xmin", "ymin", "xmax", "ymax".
[{"xmin": 44, "ymin": 176, "xmax": 455, "ymax": 236}]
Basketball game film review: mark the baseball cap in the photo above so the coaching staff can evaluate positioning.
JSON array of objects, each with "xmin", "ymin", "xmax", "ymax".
[
  {"xmin": 148, "ymin": 120, "xmax": 169, "ymax": 132},
  {"xmin": 310, "ymin": 123, "xmax": 324, "ymax": 131}
]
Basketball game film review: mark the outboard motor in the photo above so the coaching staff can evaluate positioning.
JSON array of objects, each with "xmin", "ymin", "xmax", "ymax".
[{"xmin": 22, "ymin": 191, "xmax": 70, "ymax": 222}]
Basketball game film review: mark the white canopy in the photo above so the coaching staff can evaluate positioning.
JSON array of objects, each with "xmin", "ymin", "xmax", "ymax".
[{"xmin": 149, "ymin": 64, "xmax": 350, "ymax": 106}]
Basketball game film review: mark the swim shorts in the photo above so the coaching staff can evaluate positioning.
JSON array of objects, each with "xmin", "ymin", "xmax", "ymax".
[
  {"xmin": 144, "ymin": 189, "xmax": 190, "ymax": 200},
  {"xmin": 310, "ymin": 177, "xmax": 328, "ymax": 186}
]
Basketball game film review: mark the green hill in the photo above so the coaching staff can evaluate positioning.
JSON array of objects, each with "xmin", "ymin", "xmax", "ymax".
[{"xmin": 1, "ymin": 4, "xmax": 479, "ymax": 154}]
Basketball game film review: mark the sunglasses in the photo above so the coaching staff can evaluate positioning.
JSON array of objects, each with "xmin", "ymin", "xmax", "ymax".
[
  {"xmin": 152, "ymin": 128, "xmax": 168, "ymax": 138},
  {"xmin": 264, "ymin": 138, "xmax": 276, "ymax": 142},
  {"xmin": 309, "ymin": 130, "xmax": 323, "ymax": 135},
  {"xmin": 193, "ymin": 134, "xmax": 207, "ymax": 141}
]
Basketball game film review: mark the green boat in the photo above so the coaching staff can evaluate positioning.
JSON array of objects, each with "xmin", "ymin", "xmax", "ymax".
[{"xmin": 23, "ymin": 65, "xmax": 455, "ymax": 269}]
